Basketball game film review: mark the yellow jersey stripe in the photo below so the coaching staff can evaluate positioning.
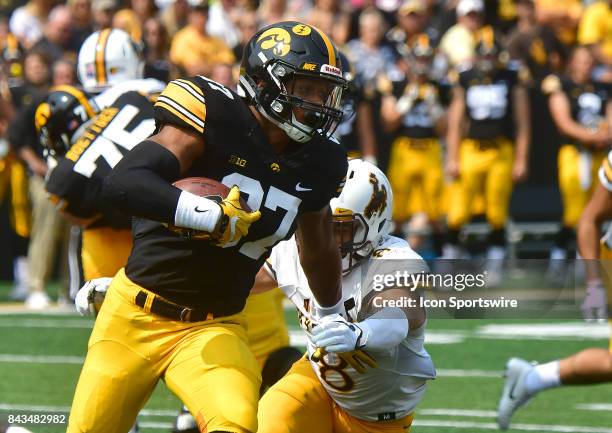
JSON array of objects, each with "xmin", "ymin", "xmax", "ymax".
[
  {"xmin": 176, "ymin": 79, "xmax": 204, "ymax": 97},
  {"xmin": 172, "ymin": 80, "xmax": 206, "ymax": 105},
  {"xmin": 312, "ymin": 26, "xmax": 335, "ymax": 67},
  {"xmin": 51, "ymin": 85, "xmax": 96, "ymax": 118},
  {"xmin": 155, "ymin": 100, "xmax": 204, "ymax": 133},
  {"xmin": 156, "ymin": 95, "xmax": 205, "ymax": 129},
  {"xmin": 95, "ymin": 29, "xmax": 111, "ymax": 85},
  {"xmin": 161, "ymin": 82, "xmax": 207, "ymax": 122}
]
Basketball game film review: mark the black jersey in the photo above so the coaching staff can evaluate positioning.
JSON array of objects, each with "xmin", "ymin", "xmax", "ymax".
[
  {"xmin": 45, "ymin": 91, "xmax": 155, "ymax": 229},
  {"xmin": 125, "ymin": 76, "xmax": 347, "ymax": 312},
  {"xmin": 457, "ymin": 65, "xmax": 523, "ymax": 140},
  {"xmin": 542, "ymin": 74, "xmax": 610, "ymax": 146},
  {"xmin": 391, "ymin": 80, "xmax": 444, "ymax": 139}
]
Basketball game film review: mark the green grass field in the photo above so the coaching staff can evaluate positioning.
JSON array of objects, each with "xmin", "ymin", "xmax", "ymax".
[{"xmin": 1, "ymin": 283, "xmax": 611, "ymax": 433}]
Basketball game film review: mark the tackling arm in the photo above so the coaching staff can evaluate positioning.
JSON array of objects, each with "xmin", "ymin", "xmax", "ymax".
[{"xmin": 296, "ymin": 205, "xmax": 342, "ymax": 310}]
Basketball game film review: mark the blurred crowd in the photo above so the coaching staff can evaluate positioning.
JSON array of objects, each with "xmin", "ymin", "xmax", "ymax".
[{"xmin": 0, "ymin": 0, "xmax": 610, "ymax": 307}]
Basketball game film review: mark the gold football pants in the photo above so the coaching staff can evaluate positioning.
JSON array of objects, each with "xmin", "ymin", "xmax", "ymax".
[
  {"xmin": 258, "ymin": 356, "xmax": 414, "ymax": 433},
  {"xmin": 81, "ymin": 227, "xmax": 132, "ymax": 281},
  {"xmin": 447, "ymin": 138, "xmax": 514, "ymax": 229},
  {"xmin": 558, "ymin": 144, "xmax": 606, "ymax": 228},
  {"xmin": 242, "ymin": 287, "xmax": 290, "ymax": 369},
  {"xmin": 0, "ymin": 155, "xmax": 31, "ymax": 237},
  {"xmin": 387, "ymin": 137, "xmax": 443, "ymax": 222},
  {"xmin": 67, "ymin": 269, "xmax": 261, "ymax": 433}
]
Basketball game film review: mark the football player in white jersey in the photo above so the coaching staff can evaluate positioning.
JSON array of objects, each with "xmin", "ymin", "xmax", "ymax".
[{"xmin": 258, "ymin": 158, "xmax": 436, "ymax": 433}]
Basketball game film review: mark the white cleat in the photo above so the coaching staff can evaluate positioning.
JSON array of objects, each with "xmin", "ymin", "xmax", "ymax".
[
  {"xmin": 25, "ymin": 291, "xmax": 51, "ymax": 310},
  {"xmin": 497, "ymin": 357, "xmax": 535, "ymax": 430}
]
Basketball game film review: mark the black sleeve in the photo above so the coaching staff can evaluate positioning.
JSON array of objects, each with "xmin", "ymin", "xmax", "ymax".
[
  {"xmin": 301, "ymin": 141, "xmax": 348, "ymax": 212},
  {"xmin": 102, "ymin": 140, "xmax": 182, "ymax": 223},
  {"xmin": 46, "ymin": 160, "xmax": 101, "ymax": 218}
]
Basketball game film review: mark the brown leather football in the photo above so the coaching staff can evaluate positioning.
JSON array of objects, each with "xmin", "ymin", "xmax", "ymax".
[
  {"xmin": 172, "ymin": 177, "xmax": 250, "ymax": 211},
  {"xmin": 173, "ymin": 177, "xmax": 230, "ymax": 200}
]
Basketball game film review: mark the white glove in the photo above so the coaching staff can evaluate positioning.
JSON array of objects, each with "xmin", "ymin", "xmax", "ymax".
[
  {"xmin": 582, "ymin": 280, "xmax": 608, "ymax": 322},
  {"xmin": 75, "ymin": 277, "xmax": 113, "ymax": 316},
  {"xmin": 311, "ymin": 314, "xmax": 367, "ymax": 353}
]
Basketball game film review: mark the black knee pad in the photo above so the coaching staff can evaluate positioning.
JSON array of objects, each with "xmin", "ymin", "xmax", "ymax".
[{"xmin": 260, "ymin": 346, "xmax": 303, "ymax": 394}]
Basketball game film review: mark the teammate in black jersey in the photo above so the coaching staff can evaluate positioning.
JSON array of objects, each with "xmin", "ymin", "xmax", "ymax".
[
  {"xmin": 41, "ymin": 86, "xmax": 159, "ymax": 281},
  {"xmin": 444, "ymin": 26, "xmax": 530, "ymax": 271},
  {"xmin": 382, "ymin": 34, "xmax": 447, "ymax": 252},
  {"xmin": 67, "ymin": 22, "xmax": 348, "ymax": 433}
]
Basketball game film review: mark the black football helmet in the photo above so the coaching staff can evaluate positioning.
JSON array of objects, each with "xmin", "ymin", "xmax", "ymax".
[
  {"xmin": 410, "ymin": 33, "xmax": 435, "ymax": 76},
  {"xmin": 35, "ymin": 85, "xmax": 97, "ymax": 156},
  {"xmin": 474, "ymin": 26, "xmax": 502, "ymax": 73},
  {"xmin": 238, "ymin": 21, "xmax": 347, "ymax": 143}
]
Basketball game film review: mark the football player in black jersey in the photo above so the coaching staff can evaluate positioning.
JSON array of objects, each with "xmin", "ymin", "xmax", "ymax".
[
  {"xmin": 444, "ymin": 27, "xmax": 530, "ymax": 272},
  {"xmin": 67, "ymin": 22, "xmax": 348, "ymax": 433},
  {"xmin": 39, "ymin": 84, "xmax": 158, "ymax": 282},
  {"xmin": 542, "ymin": 46, "xmax": 612, "ymax": 268},
  {"xmin": 381, "ymin": 34, "xmax": 447, "ymax": 253}
]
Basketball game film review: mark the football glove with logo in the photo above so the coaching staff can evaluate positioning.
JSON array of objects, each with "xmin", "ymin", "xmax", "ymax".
[
  {"xmin": 212, "ymin": 185, "xmax": 261, "ymax": 247},
  {"xmin": 311, "ymin": 314, "xmax": 378, "ymax": 373},
  {"xmin": 311, "ymin": 313, "xmax": 368, "ymax": 352}
]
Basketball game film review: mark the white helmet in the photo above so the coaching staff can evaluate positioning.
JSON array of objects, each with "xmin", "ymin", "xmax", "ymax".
[
  {"xmin": 77, "ymin": 29, "xmax": 143, "ymax": 92},
  {"xmin": 330, "ymin": 159, "xmax": 393, "ymax": 270}
]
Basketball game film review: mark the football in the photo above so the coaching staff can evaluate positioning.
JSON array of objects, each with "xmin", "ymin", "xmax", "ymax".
[
  {"xmin": 173, "ymin": 177, "xmax": 231, "ymax": 200},
  {"xmin": 172, "ymin": 177, "xmax": 250, "ymax": 211},
  {"xmin": 167, "ymin": 177, "xmax": 250, "ymax": 240}
]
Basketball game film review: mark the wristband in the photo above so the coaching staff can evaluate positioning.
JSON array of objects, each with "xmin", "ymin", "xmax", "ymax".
[
  {"xmin": 174, "ymin": 191, "xmax": 222, "ymax": 232},
  {"xmin": 314, "ymin": 295, "xmax": 345, "ymax": 318}
]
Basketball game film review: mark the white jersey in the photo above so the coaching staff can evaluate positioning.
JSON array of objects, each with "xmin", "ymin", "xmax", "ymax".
[{"xmin": 267, "ymin": 235, "xmax": 436, "ymax": 421}]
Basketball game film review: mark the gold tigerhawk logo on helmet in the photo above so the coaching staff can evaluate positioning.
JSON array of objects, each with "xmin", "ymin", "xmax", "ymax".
[
  {"xmin": 364, "ymin": 173, "xmax": 387, "ymax": 219},
  {"xmin": 257, "ymin": 27, "xmax": 292, "ymax": 57},
  {"xmin": 34, "ymin": 102, "xmax": 51, "ymax": 131}
]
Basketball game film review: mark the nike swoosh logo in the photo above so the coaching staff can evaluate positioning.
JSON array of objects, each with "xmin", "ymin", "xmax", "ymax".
[
  {"xmin": 194, "ymin": 207, "xmax": 209, "ymax": 213},
  {"xmin": 295, "ymin": 182, "xmax": 312, "ymax": 192}
]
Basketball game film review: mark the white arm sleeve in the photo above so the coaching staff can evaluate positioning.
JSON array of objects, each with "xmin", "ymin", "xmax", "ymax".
[{"xmin": 358, "ymin": 307, "xmax": 409, "ymax": 351}]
